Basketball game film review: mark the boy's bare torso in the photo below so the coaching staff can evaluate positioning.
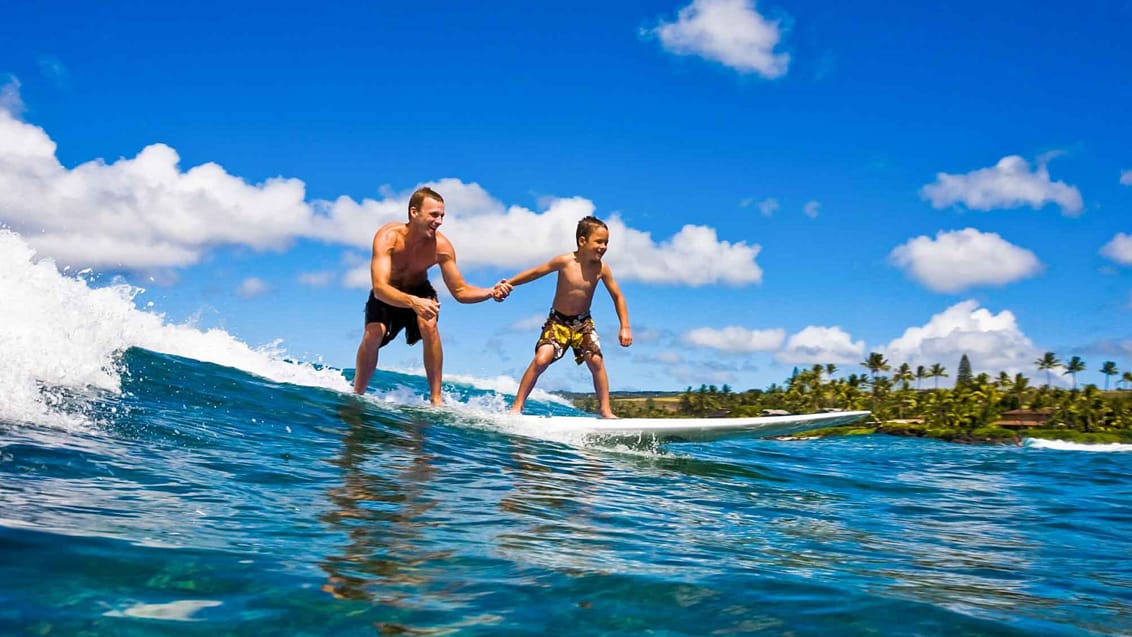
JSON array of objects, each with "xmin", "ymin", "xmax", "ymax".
[{"xmin": 551, "ymin": 253, "xmax": 602, "ymax": 316}]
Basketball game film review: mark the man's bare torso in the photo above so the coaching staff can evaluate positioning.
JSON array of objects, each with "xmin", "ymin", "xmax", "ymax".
[{"xmin": 378, "ymin": 222, "xmax": 445, "ymax": 290}]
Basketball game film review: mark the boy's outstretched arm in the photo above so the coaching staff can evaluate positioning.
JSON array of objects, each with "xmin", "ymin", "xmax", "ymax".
[
  {"xmin": 505, "ymin": 254, "xmax": 569, "ymax": 288},
  {"xmin": 602, "ymin": 265, "xmax": 632, "ymax": 347}
]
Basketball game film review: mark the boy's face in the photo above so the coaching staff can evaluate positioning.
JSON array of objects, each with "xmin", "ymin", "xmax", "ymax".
[{"xmin": 578, "ymin": 227, "xmax": 609, "ymax": 262}]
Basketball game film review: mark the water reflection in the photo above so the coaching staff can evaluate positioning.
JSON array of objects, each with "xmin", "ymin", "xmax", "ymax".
[
  {"xmin": 318, "ymin": 400, "xmax": 440, "ymax": 609},
  {"xmin": 495, "ymin": 439, "xmax": 611, "ymax": 575}
]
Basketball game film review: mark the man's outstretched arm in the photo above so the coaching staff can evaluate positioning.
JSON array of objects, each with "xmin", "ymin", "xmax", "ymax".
[{"xmin": 437, "ymin": 239, "xmax": 510, "ymax": 303}]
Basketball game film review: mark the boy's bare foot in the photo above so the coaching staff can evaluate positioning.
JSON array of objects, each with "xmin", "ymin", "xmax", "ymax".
[{"xmin": 599, "ymin": 412, "xmax": 619, "ymax": 419}]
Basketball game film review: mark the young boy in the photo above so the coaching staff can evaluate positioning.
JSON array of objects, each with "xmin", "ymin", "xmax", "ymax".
[{"xmin": 505, "ymin": 216, "xmax": 632, "ymax": 418}]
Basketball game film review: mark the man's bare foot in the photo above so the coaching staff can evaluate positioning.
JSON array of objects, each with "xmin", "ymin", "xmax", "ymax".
[
  {"xmin": 599, "ymin": 412, "xmax": 619, "ymax": 419},
  {"xmin": 508, "ymin": 406, "xmax": 523, "ymax": 415}
]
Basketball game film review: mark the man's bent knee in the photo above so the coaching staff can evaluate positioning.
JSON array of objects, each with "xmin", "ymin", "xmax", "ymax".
[
  {"xmin": 417, "ymin": 318, "xmax": 440, "ymax": 341},
  {"xmin": 361, "ymin": 323, "xmax": 387, "ymax": 348}
]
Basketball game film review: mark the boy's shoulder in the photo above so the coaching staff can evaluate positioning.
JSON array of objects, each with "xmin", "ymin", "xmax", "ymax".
[{"xmin": 551, "ymin": 252, "xmax": 577, "ymax": 267}]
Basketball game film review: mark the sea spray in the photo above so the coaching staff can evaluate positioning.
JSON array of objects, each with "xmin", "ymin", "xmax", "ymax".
[
  {"xmin": 0, "ymin": 229, "xmax": 350, "ymax": 426},
  {"xmin": 1024, "ymin": 438, "xmax": 1132, "ymax": 452}
]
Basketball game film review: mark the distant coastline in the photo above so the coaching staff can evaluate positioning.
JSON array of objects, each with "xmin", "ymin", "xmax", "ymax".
[{"xmin": 557, "ymin": 356, "xmax": 1132, "ymax": 445}]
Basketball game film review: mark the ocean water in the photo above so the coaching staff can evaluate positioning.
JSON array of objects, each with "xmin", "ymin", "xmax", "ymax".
[{"xmin": 3, "ymin": 229, "xmax": 1132, "ymax": 636}]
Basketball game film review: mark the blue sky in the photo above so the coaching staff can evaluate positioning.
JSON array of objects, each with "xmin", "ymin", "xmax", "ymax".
[{"xmin": 2, "ymin": 0, "xmax": 1131, "ymax": 393}]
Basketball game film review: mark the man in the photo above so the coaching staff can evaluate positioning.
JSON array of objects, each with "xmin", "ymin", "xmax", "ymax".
[{"xmin": 353, "ymin": 187, "xmax": 511, "ymax": 403}]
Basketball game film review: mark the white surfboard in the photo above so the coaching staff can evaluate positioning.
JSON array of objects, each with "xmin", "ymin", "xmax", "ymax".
[{"xmin": 501, "ymin": 410, "xmax": 871, "ymax": 443}]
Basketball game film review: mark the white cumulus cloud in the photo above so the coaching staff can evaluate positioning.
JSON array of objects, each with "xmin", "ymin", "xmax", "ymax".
[
  {"xmin": 0, "ymin": 76, "xmax": 25, "ymax": 117},
  {"xmin": 0, "ymin": 108, "xmax": 312, "ymax": 270},
  {"xmin": 803, "ymin": 200, "xmax": 820, "ymax": 219},
  {"xmin": 649, "ymin": 0, "xmax": 790, "ymax": 78},
  {"xmin": 682, "ymin": 325, "xmax": 785, "ymax": 353},
  {"xmin": 757, "ymin": 197, "xmax": 779, "ymax": 217},
  {"xmin": 297, "ymin": 271, "xmax": 335, "ymax": 287},
  {"xmin": 652, "ymin": 350, "xmax": 683, "ymax": 364},
  {"xmin": 776, "ymin": 326, "xmax": 865, "ymax": 365},
  {"xmin": 308, "ymin": 177, "xmax": 507, "ymax": 250},
  {"xmin": 0, "ymin": 81, "xmax": 763, "ymax": 289},
  {"xmin": 889, "ymin": 228, "xmax": 1042, "ymax": 293},
  {"xmin": 509, "ymin": 313, "xmax": 550, "ymax": 332},
  {"xmin": 1100, "ymin": 232, "xmax": 1132, "ymax": 266},
  {"xmin": 236, "ymin": 277, "xmax": 270, "ymax": 299},
  {"xmin": 607, "ymin": 218, "xmax": 763, "ymax": 286},
  {"xmin": 881, "ymin": 300, "xmax": 1038, "ymax": 378},
  {"xmin": 920, "ymin": 155, "xmax": 1083, "ymax": 216},
  {"xmin": 335, "ymin": 191, "xmax": 765, "ymax": 288}
]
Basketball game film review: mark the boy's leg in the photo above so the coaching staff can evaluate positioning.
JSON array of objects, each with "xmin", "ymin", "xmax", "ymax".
[
  {"xmin": 353, "ymin": 322, "xmax": 388, "ymax": 394},
  {"xmin": 509, "ymin": 344, "xmax": 558, "ymax": 414},
  {"xmin": 418, "ymin": 316, "xmax": 443, "ymax": 406},
  {"xmin": 583, "ymin": 352, "xmax": 615, "ymax": 419}
]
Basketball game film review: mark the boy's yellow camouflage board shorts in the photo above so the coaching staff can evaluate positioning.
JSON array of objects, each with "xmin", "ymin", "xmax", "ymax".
[{"xmin": 536, "ymin": 309, "xmax": 602, "ymax": 364}]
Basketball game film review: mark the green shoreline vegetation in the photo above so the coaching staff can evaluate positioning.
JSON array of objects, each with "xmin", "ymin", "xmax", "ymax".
[{"xmin": 561, "ymin": 352, "xmax": 1132, "ymax": 445}]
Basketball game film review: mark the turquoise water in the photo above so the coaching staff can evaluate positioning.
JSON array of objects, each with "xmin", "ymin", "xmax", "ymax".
[{"xmin": 2, "ymin": 347, "xmax": 1131, "ymax": 636}]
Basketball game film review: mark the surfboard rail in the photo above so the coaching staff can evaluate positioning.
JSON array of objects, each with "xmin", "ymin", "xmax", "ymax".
[{"xmin": 503, "ymin": 410, "xmax": 872, "ymax": 443}]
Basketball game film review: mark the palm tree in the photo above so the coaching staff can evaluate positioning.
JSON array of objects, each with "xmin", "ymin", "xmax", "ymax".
[
  {"xmin": 967, "ymin": 376, "xmax": 1002, "ymax": 428},
  {"xmin": 915, "ymin": 365, "xmax": 927, "ymax": 390},
  {"xmin": 1035, "ymin": 352, "xmax": 1061, "ymax": 387},
  {"xmin": 1123, "ymin": 371, "xmax": 1132, "ymax": 390},
  {"xmin": 1013, "ymin": 372, "xmax": 1030, "ymax": 387},
  {"xmin": 680, "ymin": 387, "xmax": 694, "ymax": 413},
  {"xmin": 995, "ymin": 371, "xmax": 1012, "ymax": 391},
  {"xmin": 861, "ymin": 352, "xmax": 890, "ymax": 384},
  {"xmin": 1063, "ymin": 355, "xmax": 1086, "ymax": 389},
  {"xmin": 810, "ymin": 364, "xmax": 825, "ymax": 385},
  {"xmin": 928, "ymin": 363, "xmax": 948, "ymax": 389},
  {"xmin": 895, "ymin": 363, "xmax": 915, "ymax": 390},
  {"xmin": 1005, "ymin": 373, "xmax": 1031, "ymax": 410},
  {"xmin": 1100, "ymin": 361, "xmax": 1119, "ymax": 390}
]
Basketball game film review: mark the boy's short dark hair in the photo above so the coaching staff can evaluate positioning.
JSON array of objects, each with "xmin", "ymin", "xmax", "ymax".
[{"xmin": 576, "ymin": 216, "xmax": 608, "ymax": 243}]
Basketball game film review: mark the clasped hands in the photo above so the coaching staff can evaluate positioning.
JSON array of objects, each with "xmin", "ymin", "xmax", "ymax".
[{"xmin": 490, "ymin": 279, "xmax": 513, "ymax": 302}]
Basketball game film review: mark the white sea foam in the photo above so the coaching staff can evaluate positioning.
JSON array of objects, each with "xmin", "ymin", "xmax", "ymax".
[
  {"xmin": 0, "ymin": 228, "xmax": 559, "ymax": 429},
  {"xmin": 417, "ymin": 369, "xmax": 571, "ymax": 408},
  {"xmin": 0, "ymin": 229, "xmax": 350, "ymax": 427},
  {"xmin": 426, "ymin": 401, "xmax": 665, "ymax": 453},
  {"xmin": 104, "ymin": 600, "xmax": 222, "ymax": 621},
  {"xmin": 1024, "ymin": 438, "xmax": 1132, "ymax": 452}
]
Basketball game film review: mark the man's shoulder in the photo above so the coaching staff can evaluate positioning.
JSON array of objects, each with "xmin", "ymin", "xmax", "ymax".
[
  {"xmin": 433, "ymin": 231, "xmax": 456, "ymax": 255},
  {"xmin": 375, "ymin": 222, "xmax": 407, "ymax": 243}
]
